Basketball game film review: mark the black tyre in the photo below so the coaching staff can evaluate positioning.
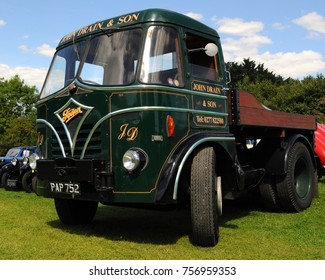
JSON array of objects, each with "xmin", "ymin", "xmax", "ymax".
[
  {"xmin": 259, "ymin": 175, "xmax": 282, "ymax": 211},
  {"xmin": 22, "ymin": 170, "xmax": 33, "ymax": 193},
  {"xmin": 32, "ymin": 175, "xmax": 37, "ymax": 193},
  {"xmin": 54, "ymin": 198, "xmax": 98, "ymax": 225},
  {"xmin": 0, "ymin": 173, "xmax": 5, "ymax": 188},
  {"xmin": 276, "ymin": 142, "xmax": 315, "ymax": 212},
  {"xmin": 2, "ymin": 172, "xmax": 9, "ymax": 191},
  {"xmin": 190, "ymin": 146, "xmax": 220, "ymax": 247}
]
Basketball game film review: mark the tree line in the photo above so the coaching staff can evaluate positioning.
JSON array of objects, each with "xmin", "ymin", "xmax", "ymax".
[
  {"xmin": 0, "ymin": 60, "xmax": 324, "ymax": 155},
  {"xmin": 0, "ymin": 76, "xmax": 38, "ymax": 154}
]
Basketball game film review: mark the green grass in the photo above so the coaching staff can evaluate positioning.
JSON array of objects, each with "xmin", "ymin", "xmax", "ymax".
[{"xmin": 0, "ymin": 180, "xmax": 325, "ymax": 260}]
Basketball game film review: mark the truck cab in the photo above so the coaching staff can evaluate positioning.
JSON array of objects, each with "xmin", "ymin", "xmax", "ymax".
[{"xmin": 35, "ymin": 9, "xmax": 317, "ymax": 247}]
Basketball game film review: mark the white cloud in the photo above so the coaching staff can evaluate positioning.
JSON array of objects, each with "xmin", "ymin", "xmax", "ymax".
[
  {"xmin": 222, "ymin": 35, "xmax": 272, "ymax": 62},
  {"xmin": 0, "ymin": 64, "xmax": 47, "ymax": 90},
  {"xmin": 214, "ymin": 15, "xmax": 325, "ymax": 78},
  {"xmin": 216, "ymin": 17, "xmax": 271, "ymax": 61},
  {"xmin": 216, "ymin": 17, "xmax": 272, "ymax": 64},
  {"xmin": 293, "ymin": 12, "xmax": 325, "ymax": 36},
  {"xmin": 254, "ymin": 50, "xmax": 325, "ymax": 78},
  {"xmin": 0, "ymin": 19, "xmax": 6, "ymax": 27},
  {"xmin": 272, "ymin": 22, "xmax": 290, "ymax": 30},
  {"xmin": 19, "ymin": 45, "xmax": 29, "ymax": 53},
  {"xmin": 223, "ymin": 37, "xmax": 325, "ymax": 78},
  {"xmin": 36, "ymin": 44, "xmax": 55, "ymax": 57},
  {"xmin": 0, "ymin": 43, "xmax": 54, "ymax": 89},
  {"xmin": 217, "ymin": 17, "xmax": 264, "ymax": 37},
  {"xmin": 17, "ymin": 43, "xmax": 55, "ymax": 57},
  {"xmin": 185, "ymin": 12, "xmax": 203, "ymax": 21}
]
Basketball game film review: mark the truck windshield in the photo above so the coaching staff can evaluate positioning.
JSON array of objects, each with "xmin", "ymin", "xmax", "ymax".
[
  {"xmin": 140, "ymin": 26, "xmax": 183, "ymax": 87},
  {"xmin": 40, "ymin": 28, "xmax": 143, "ymax": 99}
]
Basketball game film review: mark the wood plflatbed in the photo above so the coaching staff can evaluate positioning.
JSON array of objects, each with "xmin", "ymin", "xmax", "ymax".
[{"xmin": 229, "ymin": 90, "xmax": 316, "ymax": 136}]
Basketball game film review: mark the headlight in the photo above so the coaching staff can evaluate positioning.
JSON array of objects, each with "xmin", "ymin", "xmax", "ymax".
[
  {"xmin": 11, "ymin": 157, "xmax": 18, "ymax": 166},
  {"xmin": 122, "ymin": 148, "xmax": 147, "ymax": 173},
  {"xmin": 22, "ymin": 156, "xmax": 29, "ymax": 165},
  {"xmin": 29, "ymin": 153, "xmax": 40, "ymax": 170}
]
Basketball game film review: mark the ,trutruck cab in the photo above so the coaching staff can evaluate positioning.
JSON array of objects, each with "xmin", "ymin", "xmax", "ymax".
[{"xmin": 34, "ymin": 9, "xmax": 317, "ymax": 246}]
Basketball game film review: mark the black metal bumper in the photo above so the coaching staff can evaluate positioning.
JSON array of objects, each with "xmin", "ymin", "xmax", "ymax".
[
  {"xmin": 37, "ymin": 158, "xmax": 96, "ymax": 182},
  {"xmin": 37, "ymin": 158, "xmax": 114, "ymax": 200}
]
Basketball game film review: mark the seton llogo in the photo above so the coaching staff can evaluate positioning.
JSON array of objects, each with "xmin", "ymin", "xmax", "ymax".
[
  {"xmin": 61, "ymin": 107, "xmax": 83, "ymax": 124},
  {"xmin": 118, "ymin": 123, "xmax": 138, "ymax": 141},
  {"xmin": 54, "ymin": 98, "xmax": 94, "ymax": 157}
]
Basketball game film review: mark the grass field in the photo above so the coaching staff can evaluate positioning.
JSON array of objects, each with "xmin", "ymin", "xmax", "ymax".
[{"xmin": 0, "ymin": 180, "xmax": 324, "ymax": 260}]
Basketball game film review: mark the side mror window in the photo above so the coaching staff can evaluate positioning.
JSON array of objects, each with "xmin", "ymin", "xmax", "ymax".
[
  {"xmin": 186, "ymin": 34, "xmax": 220, "ymax": 81},
  {"xmin": 140, "ymin": 26, "xmax": 184, "ymax": 87}
]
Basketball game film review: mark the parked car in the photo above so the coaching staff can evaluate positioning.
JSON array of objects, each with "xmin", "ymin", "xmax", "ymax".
[
  {"xmin": 0, "ymin": 147, "xmax": 23, "ymax": 169},
  {"xmin": 0, "ymin": 146, "xmax": 36, "ymax": 176},
  {"xmin": 20, "ymin": 155, "xmax": 37, "ymax": 193},
  {"xmin": 1, "ymin": 146, "xmax": 37, "ymax": 190}
]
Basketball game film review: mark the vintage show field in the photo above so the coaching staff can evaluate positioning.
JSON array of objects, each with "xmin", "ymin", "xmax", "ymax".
[{"xmin": 0, "ymin": 178, "xmax": 324, "ymax": 260}]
